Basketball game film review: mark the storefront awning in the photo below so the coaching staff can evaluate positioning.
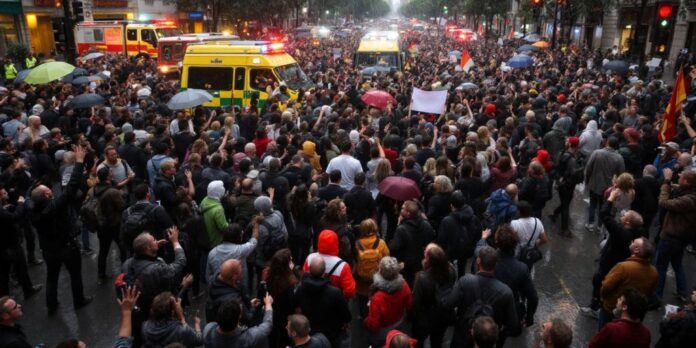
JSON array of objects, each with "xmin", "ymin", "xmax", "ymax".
[{"xmin": 0, "ymin": 1, "xmax": 23, "ymax": 15}]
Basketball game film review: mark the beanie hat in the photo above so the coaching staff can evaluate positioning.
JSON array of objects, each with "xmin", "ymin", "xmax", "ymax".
[
  {"xmin": 378, "ymin": 257, "xmax": 402, "ymax": 281},
  {"xmin": 556, "ymin": 93, "xmax": 567, "ymax": 104},
  {"xmin": 121, "ymin": 122, "xmax": 134, "ymax": 133},
  {"xmin": 207, "ymin": 180, "xmax": 225, "ymax": 200},
  {"xmin": 484, "ymin": 103, "xmax": 496, "ymax": 115},
  {"xmin": 254, "ymin": 196, "xmax": 273, "ymax": 215},
  {"xmin": 567, "ymin": 136, "xmax": 580, "ymax": 148}
]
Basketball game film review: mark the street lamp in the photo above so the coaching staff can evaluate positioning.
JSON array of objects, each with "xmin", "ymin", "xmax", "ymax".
[
  {"xmin": 302, "ymin": 7, "xmax": 307, "ymax": 14},
  {"xmin": 326, "ymin": 10, "xmax": 330, "ymax": 15}
]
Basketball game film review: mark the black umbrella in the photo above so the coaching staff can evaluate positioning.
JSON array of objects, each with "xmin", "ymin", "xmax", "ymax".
[
  {"xmin": 602, "ymin": 60, "xmax": 630, "ymax": 75},
  {"xmin": 72, "ymin": 76, "xmax": 91, "ymax": 85},
  {"xmin": 67, "ymin": 93, "xmax": 105, "ymax": 109},
  {"xmin": 62, "ymin": 68, "xmax": 90, "ymax": 83}
]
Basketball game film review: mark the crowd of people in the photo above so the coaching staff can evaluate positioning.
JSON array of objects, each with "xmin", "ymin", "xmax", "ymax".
[{"xmin": 0, "ymin": 19, "xmax": 696, "ymax": 348}]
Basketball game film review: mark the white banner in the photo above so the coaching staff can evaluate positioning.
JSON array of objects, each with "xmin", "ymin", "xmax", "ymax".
[{"xmin": 411, "ymin": 87, "xmax": 447, "ymax": 115}]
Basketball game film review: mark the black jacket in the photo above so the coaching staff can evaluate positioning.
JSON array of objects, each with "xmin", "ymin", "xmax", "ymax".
[
  {"xmin": 206, "ymin": 276, "xmax": 253, "ymax": 324},
  {"xmin": 437, "ymin": 206, "xmax": 481, "ymax": 261},
  {"xmin": 293, "ymin": 275, "xmax": 351, "ymax": 343},
  {"xmin": 317, "ymin": 183, "xmax": 347, "ymax": 202},
  {"xmin": 31, "ymin": 162, "xmax": 83, "ymax": 251},
  {"xmin": 632, "ymin": 175, "xmax": 660, "ymax": 220},
  {"xmin": 599, "ymin": 201, "xmax": 644, "ymax": 274},
  {"xmin": 153, "ymin": 173, "xmax": 177, "ymax": 217},
  {"xmin": 118, "ymin": 143, "xmax": 148, "ymax": 181},
  {"xmin": 442, "ymin": 272, "xmax": 521, "ymax": 344},
  {"xmin": 389, "ymin": 217, "xmax": 434, "ymax": 278},
  {"xmin": 343, "ymin": 186, "xmax": 375, "ymax": 225},
  {"xmin": 0, "ymin": 324, "xmax": 31, "ymax": 348},
  {"xmin": 495, "ymin": 252, "xmax": 538, "ymax": 324},
  {"xmin": 427, "ymin": 192, "xmax": 452, "ymax": 232},
  {"xmin": 0, "ymin": 203, "xmax": 24, "ymax": 250}
]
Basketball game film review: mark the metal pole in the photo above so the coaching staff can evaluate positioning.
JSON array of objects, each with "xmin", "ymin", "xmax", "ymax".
[{"xmin": 61, "ymin": 0, "xmax": 76, "ymax": 64}]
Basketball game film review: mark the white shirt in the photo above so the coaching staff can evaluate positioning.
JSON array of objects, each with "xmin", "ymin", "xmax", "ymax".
[
  {"xmin": 326, "ymin": 153, "xmax": 363, "ymax": 190},
  {"xmin": 511, "ymin": 217, "xmax": 545, "ymax": 255}
]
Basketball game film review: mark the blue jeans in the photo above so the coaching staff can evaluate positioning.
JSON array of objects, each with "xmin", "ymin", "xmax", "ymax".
[
  {"xmin": 655, "ymin": 238, "xmax": 688, "ymax": 299},
  {"xmin": 588, "ymin": 191, "xmax": 604, "ymax": 227}
]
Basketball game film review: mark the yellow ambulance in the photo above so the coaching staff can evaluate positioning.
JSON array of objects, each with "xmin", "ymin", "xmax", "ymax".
[{"xmin": 180, "ymin": 41, "xmax": 312, "ymax": 108}]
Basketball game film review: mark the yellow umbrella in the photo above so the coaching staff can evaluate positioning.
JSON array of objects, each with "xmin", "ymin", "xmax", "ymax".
[
  {"xmin": 24, "ymin": 61, "xmax": 76, "ymax": 85},
  {"xmin": 533, "ymin": 41, "xmax": 550, "ymax": 49}
]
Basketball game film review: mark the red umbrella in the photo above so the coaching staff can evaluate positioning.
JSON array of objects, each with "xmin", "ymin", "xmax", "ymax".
[
  {"xmin": 378, "ymin": 176, "xmax": 421, "ymax": 202},
  {"xmin": 361, "ymin": 90, "xmax": 396, "ymax": 110}
]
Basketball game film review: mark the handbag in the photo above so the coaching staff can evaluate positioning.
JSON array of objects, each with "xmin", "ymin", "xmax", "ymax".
[{"xmin": 518, "ymin": 219, "xmax": 543, "ymax": 265}]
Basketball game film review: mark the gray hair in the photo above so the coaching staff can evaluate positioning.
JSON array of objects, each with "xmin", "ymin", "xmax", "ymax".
[{"xmin": 434, "ymin": 175, "xmax": 453, "ymax": 193}]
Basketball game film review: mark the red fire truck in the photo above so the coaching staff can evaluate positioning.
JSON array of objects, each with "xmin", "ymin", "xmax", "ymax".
[
  {"xmin": 74, "ymin": 20, "xmax": 181, "ymax": 58},
  {"xmin": 156, "ymin": 33, "xmax": 238, "ymax": 74}
]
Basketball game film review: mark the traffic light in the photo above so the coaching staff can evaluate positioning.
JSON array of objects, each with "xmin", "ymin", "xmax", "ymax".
[
  {"xmin": 656, "ymin": 3, "xmax": 673, "ymax": 27},
  {"xmin": 443, "ymin": 6, "xmax": 448, "ymax": 15},
  {"xmin": 72, "ymin": 1, "xmax": 84, "ymax": 22}
]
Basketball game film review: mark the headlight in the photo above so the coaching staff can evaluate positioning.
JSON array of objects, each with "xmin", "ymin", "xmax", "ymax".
[{"xmin": 160, "ymin": 66, "xmax": 169, "ymax": 73}]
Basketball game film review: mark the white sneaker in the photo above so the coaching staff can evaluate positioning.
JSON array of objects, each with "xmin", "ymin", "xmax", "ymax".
[{"xmin": 580, "ymin": 306, "xmax": 599, "ymax": 319}]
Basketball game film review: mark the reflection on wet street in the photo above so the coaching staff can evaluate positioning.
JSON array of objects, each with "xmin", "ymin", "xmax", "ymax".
[{"xmin": 17, "ymin": 186, "xmax": 695, "ymax": 347}]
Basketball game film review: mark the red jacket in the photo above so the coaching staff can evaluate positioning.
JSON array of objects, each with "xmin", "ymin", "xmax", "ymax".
[
  {"xmin": 363, "ymin": 280, "xmax": 413, "ymax": 332},
  {"xmin": 302, "ymin": 230, "xmax": 356, "ymax": 298},
  {"xmin": 589, "ymin": 319, "xmax": 651, "ymax": 348}
]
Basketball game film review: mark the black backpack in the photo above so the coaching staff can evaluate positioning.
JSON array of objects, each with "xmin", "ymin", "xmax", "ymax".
[
  {"xmin": 260, "ymin": 211, "xmax": 287, "ymax": 259},
  {"xmin": 462, "ymin": 276, "xmax": 496, "ymax": 328},
  {"xmin": 451, "ymin": 213, "xmax": 481, "ymax": 259},
  {"xmin": 121, "ymin": 204, "xmax": 155, "ymax": 250}
]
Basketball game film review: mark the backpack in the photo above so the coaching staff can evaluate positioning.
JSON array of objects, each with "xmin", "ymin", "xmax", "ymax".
[
  {"xmin": 450, "ymin": 214, "xmax": 480, "ymax": 259},
  {"xmin": 462, "ymin": 276, "xmax": 496, "ymax": 329},
  {"xmin": 121, "ymin": 204, "xmax": 155, "ymax": 250},
  {"xmin": 260, "ymin": 212, "xmax": 287, "ymax": 259},
  {"xmin": 355, "ymin": 238, "xmax": 382, "ymax": 281},
  {"xmin": 80, "ymin": 188, "xmax": 104, "ymax": 231},
  {"xmin": 113, "ymin": 261, "xmax": 157, "ymax": 306}
]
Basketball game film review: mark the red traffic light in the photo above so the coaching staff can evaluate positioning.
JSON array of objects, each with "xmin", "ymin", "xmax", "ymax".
[{"xmin": 658, "ymin": 4, "xmax": 673, "ymax": 19}]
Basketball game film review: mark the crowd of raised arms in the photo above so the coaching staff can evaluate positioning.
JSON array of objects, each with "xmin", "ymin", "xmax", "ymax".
[{"xmin": 1, "ymin": 22, "xmax": 696, "ymax": 348}]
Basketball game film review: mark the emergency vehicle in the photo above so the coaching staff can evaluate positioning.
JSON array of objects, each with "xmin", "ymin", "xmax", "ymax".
[
  {"xmin": 74, "ymin": 20, "xmax": 182, "ymax": 58},
  {"xmin": 355, "ymin": 31, "xmax": 404, "ymax": 77},
  {"xmin": 157, "ymin": 33, "xmax": 239, "ymax": 75},
  {"xmin": 180, "ymin": 41, "xmax": 313, "ymax": 108}
]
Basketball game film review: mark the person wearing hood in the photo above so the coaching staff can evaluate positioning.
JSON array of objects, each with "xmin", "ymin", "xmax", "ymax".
[
  {"xmin": 363, "ymin": 256, "xmax": 413, "ymax": 347},
  {"xmin": 302, "ymin": 229, "xmax": 356, "ymax": 299},
  {"xmin": 253, "ymin": 195, "xmax": 288, "ymax": 278},
  {"xmin": 141, "ymin": 291, "xmax": 203, "ymax": 347},
  {"xmin": 437, "ymin": 190, "xmax": 481, "ymax": 277},
  {"xmin": 486, "ymin": 184, "xmax": 519, "ymax": 230},
  {"xmin": 389, "ymin": 200, "xmax": 435, "ymax": 286},
  {"xmin": 579, "ymin": 120, "xmax": 603, "ymax": 159},
  {"xmin": 201, "ymin": 180, "xmax": 228, "ymax": 248},
  {"xmin": 543, "ymin": 117, "xmax": 571, "ymax": 164},
  {"xmin": 293, "ymin": 256, "xmax": 351, "ymax": 347}
]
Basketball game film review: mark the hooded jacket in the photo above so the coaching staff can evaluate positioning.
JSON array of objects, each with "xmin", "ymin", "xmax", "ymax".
[
  {"xmin": 201, "ymin": 196, "xmax": 228, "ymax": 247},
  {"xmin": 486, "ymin": 189, "xmax": 518, "ymax": 227},
  {"xmin": 543, "ymin": 118, "xmax": 571, "ymax": 163},
  {"xmin": 363, "ymin": 274, "xmax": 413, "ymax": 332},
  {"xmin": 141, "ymin": 319, "xmax": 203, "ymax": 348},
  {"xmin": 302, "ymin": 230, "xmax": 356, "ymax": 298},
  {"xmin": 302, "ymin": 141, "xmax": 322, "ymax": 171},
  {"xmin": 437, "ymin": 205, "xmax": 481, "ymax": 260},
  {"xmin": 388, "ymin": 217, "xmax": 434, "ymax": 280},
  {"xmin": 579, "ymin": 120, "xmax": 602, "ymax": 158},
  {"xmin": 384, "ymin": 330, "xmax": 417, "ymax": 348},
  {"xmin": 293, "ymin": 274, "xmax": 352, "ymax": 343},
  {"xmin": 255, "ymin": 208, "xmax": 288, "ymax": 267}
]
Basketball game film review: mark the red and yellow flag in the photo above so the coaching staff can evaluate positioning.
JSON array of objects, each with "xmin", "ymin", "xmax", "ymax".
[
  {"xmin": 659, "ymin": 68, "xmax": 690, "ymax": 142},
  {"xmin": 460, "ymin": 50, "xmax": 474, "ymax": 73}
]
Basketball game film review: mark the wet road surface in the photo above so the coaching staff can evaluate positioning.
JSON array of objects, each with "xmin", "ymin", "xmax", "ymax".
[{"xmin": 13, "ymin": 186, "xmax": 695, "ymax": 347}]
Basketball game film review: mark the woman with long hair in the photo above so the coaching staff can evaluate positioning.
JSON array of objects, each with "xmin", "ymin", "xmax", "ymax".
[
  {"xmin": 287, "ymin": 184, "xmax": 316, "ymax": 264},
  {"xmin": 411, "ymin": 243, "xmax": 457, "ymax": 348},
  {"xmin": 354, "ymin": 219, "xmax": 390, "ymax": 316},
  {"xmin": 320, "ymin": 198, "xmax": 354, "ymax": 263},
  {"xmin": 264, "ymin": 248, "xmax": 299, "ymax": 348}
]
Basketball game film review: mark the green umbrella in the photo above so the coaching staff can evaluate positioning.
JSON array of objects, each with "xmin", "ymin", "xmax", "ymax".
[{"xmin": 24, "ymin": 61, "xmax": 76, "ymax": 85}]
